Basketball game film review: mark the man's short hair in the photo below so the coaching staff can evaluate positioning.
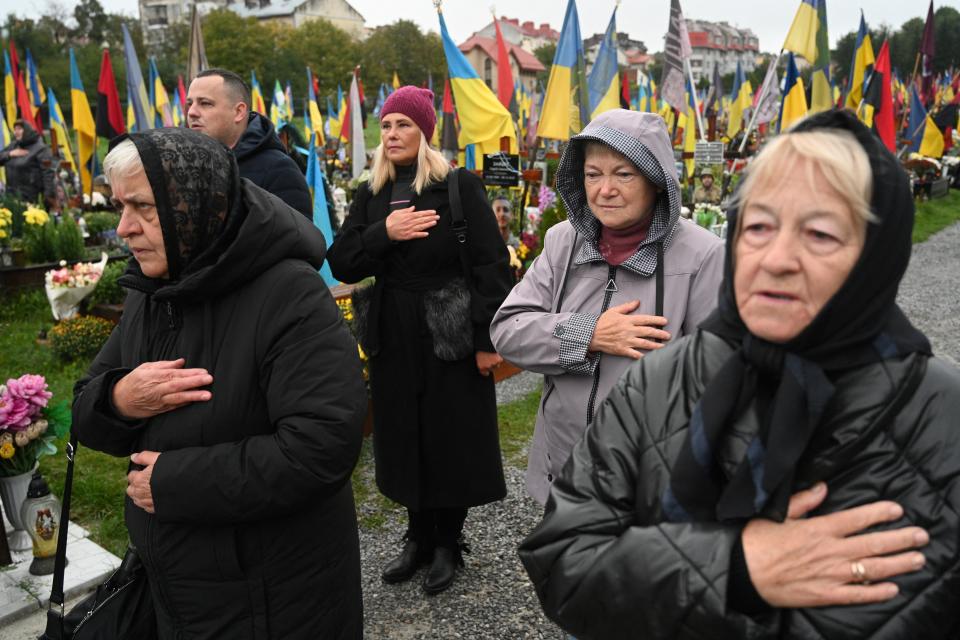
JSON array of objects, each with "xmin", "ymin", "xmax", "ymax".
[{"xmin": 196, "ymin": 69, "xmax": 251, "ymax": 108}]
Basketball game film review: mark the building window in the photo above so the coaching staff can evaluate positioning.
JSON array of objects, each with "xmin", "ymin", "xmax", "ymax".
[
  {"xmin": 145, "ymin": 4, "xmax": 168, "ymax": 26},
  {"xmin": 484, "ymin": 58, "xmax": 492, "ymax": 89}
]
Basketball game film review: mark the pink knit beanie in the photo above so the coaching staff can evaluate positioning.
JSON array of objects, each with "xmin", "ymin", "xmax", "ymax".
[{"xmin": 380, "ymin": 86, "xmax": 436, "ymax": 142}]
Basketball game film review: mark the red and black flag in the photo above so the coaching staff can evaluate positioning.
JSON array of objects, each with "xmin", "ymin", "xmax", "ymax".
[
  {"xmin": 620, "ymin": 71, "xmax": 631, "ymax": 109},
  {"xmin": 95, "ymin": 49, "xmax": 125, "ymax": 139},
  {"xmin": 440, "ymin": 76, "xmax": 458, "ymax": 155}
]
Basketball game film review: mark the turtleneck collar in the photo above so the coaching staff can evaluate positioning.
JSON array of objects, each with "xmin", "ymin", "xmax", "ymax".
[{"xmin": 597, "ymin": 213, "xmax": 653, "ymax": 266}]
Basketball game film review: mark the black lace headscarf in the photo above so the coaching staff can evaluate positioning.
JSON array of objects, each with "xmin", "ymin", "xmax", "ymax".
[
  {"xmin": 662, "ymin": 109, "xmax": 932, "ymax": 524},
  {"xmin": 109, "ymin": 128, "xmax": 242, "ymax": 283}
]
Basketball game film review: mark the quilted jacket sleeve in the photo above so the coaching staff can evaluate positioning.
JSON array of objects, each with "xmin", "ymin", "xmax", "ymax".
[{"xmin": 518, "ymin": 340, "xmax": 779, "ymax": 639}]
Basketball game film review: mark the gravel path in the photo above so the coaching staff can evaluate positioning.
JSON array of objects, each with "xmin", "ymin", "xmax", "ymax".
[
  {"xmin": 897, "ymin": 221, "xmax": 960, "ymax": 366},
  {"xmin": 3, "ymin": 222, "xmax": 956, "ymax": 640}
]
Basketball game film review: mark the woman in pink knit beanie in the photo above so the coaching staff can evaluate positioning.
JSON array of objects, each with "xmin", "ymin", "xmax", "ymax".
[{"xmin": 328, "ymin": 86, "xmax": 513, "ymax": 596}]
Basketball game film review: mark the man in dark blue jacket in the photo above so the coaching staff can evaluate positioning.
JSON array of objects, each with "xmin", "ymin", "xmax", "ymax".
[{"xmin": 186, "ymin": 69, "xmax": 312, "ymax": 218}]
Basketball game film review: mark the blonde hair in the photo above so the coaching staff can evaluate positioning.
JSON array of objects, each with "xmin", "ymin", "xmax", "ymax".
[
  {"xmin": 102, "ymin": 139, "xmax": 144, "ymax": 183},
  {"xmin": 369, "ymin": 132, "xmax": 450, "ymax": 195},
  {"xmin": 732, "ymin": 126, "xmax": 876, "ymax": 226}
]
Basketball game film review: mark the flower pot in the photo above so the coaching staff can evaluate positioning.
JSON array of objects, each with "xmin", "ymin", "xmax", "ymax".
[{"xmin": 0, "ymin": 463, "xmax": 38, "ymax": 552}]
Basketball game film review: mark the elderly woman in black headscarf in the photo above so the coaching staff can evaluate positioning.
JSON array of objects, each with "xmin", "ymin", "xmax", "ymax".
[
  {"xmin": 518, "ymin": 110, "xmax": 960, "ymax": 639},
  {"xmin": 72, "ymin": 128, "xmax": 368, "ymax": 639}
]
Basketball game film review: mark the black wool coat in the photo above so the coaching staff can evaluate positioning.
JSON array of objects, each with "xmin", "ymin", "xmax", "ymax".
[
  {"xmin": 327, "ymin": 169, "xmax": 513, "ymax": 511},
  {"xmin": 73, "ymin": 183, "xmax": 367, "ymax": 640},
  {"xmin": 234, "ymin": 112, "xmax": 312, "ymax": 219}
]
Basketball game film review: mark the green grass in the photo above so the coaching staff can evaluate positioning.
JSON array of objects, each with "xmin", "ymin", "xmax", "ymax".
[
  {"xmin": 1, "ymin": 289, "xmax": 131, "ymax": 557},
  {"xmin": 497, "ymin": 389, "xmax": 543, "ymax": 468},
  {"xmin": 913, "ymin": 190, "xmax": 960, "ymax": 244}
]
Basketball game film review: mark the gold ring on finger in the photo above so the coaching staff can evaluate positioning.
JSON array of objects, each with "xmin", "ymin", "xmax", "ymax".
[{"xmin": 851, "ymin": 560, "xmax": 869, "ymax": 584}]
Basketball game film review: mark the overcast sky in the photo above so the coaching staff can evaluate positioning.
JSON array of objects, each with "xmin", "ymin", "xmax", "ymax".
[{"xmin": 8, "ymin": 0, "xmax": 960, "ymax": 53}]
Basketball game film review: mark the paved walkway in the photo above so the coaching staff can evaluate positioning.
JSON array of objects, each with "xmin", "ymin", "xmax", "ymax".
[{"xmin": 3, "ymin": 220, "xmax": 957, "ymax": 640}]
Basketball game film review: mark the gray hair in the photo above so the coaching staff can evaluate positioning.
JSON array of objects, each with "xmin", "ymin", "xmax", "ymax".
[{"xmin": 102, "ymin": 139, "xmax": 144, "ymax": 184}]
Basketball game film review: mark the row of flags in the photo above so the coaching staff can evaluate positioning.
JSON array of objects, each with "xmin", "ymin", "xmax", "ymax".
[{"xmin": 3, "ymin": 0, "xmax": 958, "ymax": 202}]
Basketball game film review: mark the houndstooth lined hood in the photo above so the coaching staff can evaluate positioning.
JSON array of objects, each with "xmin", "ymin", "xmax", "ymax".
[{"xmin": 555, "ymin": 109, "xmax": 681, "ymax": 276}]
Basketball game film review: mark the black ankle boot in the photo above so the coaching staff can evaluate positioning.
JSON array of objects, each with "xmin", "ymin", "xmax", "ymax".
[
  {"xmin": 382, "ymin": 538, "xmax": 429, "ymax": 584},
  {"xmin": 423, "ymin": 545, "xmax": 463, "ymax": 595}
]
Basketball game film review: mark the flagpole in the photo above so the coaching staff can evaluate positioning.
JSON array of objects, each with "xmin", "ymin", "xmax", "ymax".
[
  {"xmin": 683, "ymin": 58, "xmax": 706, "ymax": 141},
  {"xmin": 738, "ymin": 49, "xmax": 783, "ymax": 154}
]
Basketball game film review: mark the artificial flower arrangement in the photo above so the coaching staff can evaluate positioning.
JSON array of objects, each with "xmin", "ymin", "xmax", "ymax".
[
  {"xmin": 23, "ymin": 206, "xmax": 50, "ymax": 227},
  {"xmin": 0, "ymin": 375, "xmax": 70, "ymax": 477},
  {"xmin": 693, "ymin": 203, "xmax": 726, "ymax": 238},
  {"xmin": 0, "ymin": 207, "xmax": 12, "ymax": 243},
  {"xmin": 335, "ymin": 297, "xmax": 369, "ymax": 383},
  {"xmin": 43, "ymin": 252, "xmax": 109, "ymax": 320}
]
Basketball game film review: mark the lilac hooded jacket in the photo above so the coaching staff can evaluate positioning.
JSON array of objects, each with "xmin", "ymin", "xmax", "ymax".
[{"xmin": 491, "ymin": 110, "xmax": 724, "ymax": 504}]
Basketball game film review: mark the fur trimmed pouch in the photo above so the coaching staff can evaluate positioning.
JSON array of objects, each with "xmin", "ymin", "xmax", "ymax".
[
  {"xmin": 350, "ymin": 282, "xmax": 375, "ymax": 354},
  {"xmin": 423, "ymin": 277, "xmax": 474, "ymax": 361}
]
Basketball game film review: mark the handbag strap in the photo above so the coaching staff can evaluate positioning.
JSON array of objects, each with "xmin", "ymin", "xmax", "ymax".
[
  {"xmin": 41, "ymin": 432, "xmax": 78, "ymax": 638},
  {"xmin": 447, "ymin": 168, "xmax": 472, "ymax": 279},
  {"xmin": 655, "ymin": 241, "xmax": 664, "ymax": 317}
]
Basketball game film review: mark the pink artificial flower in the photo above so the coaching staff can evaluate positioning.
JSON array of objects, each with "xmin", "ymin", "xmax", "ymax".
[
  {"xmin": 6, "ymin": 374, "xmax": 52, "ymax": 410},
  {"xmin": 0, "ymin": 394, "xmax": 33, "ymax": 430}
]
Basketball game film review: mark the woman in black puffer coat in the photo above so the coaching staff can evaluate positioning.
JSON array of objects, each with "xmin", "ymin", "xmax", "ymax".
[
  {"xmin": 73, "ymin": 128, "xmax": 367, "ymax": 639},
  {"xmin": 519, "ymin": 110, "xmax": 960, "ymax": 639}
]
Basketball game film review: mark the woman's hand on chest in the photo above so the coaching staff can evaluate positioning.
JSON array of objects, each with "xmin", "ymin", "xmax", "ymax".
[{"xmin": 385, "ymin": 206, "xmax": 439, "ymax": 241}]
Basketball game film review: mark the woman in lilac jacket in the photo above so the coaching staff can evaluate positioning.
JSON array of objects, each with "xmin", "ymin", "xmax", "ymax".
[{"xmin": 491, "ymin": 109, "xmax": 724, "ymax": 504}]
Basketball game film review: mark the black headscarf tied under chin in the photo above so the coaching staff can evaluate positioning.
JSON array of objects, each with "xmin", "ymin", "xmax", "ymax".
[
  {"xmin": 109, "ymin": 128, "xmax": 241, "ymax": 281},
  {"xmin": 663, "ymin": 109, "xmax": 932, "ymax": 524}
]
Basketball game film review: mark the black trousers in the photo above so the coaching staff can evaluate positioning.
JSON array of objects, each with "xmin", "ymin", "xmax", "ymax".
[{"xmin": 407, "ymin": 507, "xmax": 468, "ymax": 549}]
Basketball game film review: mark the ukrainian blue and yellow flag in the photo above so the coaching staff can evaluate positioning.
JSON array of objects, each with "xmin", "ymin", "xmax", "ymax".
[
  {"xmin": 47, "ymin": 89, "xmax": 75, "ymax": 171},
  {"xmin": 779, "ymin": 53, "xmax": 808, "ymax": 132},
  {"xmin": 149, "ymin": 58, "xmax": 174, "ymax": 127},
  {"xmin": 306, "ymin": 68, "xmax": 326, "ymax": 145},
  {"xmin": 336, "ymin": 84, "xmax": 347, "ymax": 143},
  {"xmin": 3, "ymin": 52, "xmax": 14, "ymax": 129},
  {"xmin": 70, "ymin": 49, "xmax": 96, "ymax": 196},
  {"xmin": 783, "ymin": 0, "xmax": 831, "ymax": 113},
  {"xmin": 683, "ymin": 78, "xmax": 698, "ymax": 179},
  {"xmin": 122, "ymin": 24, "xmax": 153, "ymax": 131},
  {"xmin": 538, "ymin": 0, "xmax": 588, "ymax": 140},
  {"xmin": 250, "ymin": 71, "xmax": 267, "ymax": 115},
  {"xmin": 305, "ymin": 133, "xmax": 338, "ymax": 286},
  {"xmin": 326, "ymin": 96, "xmax": 339, "ymax": 140},
  {"xmin": 25, "ymin": 50, "xmax": 45, "ymax": 120},
  {"xmin": 845, "ymin": 11, "xmax": 874, "ymax": 111},
  {"xmin": 726, "ymin": 62, "xmax": 751, "ymax": 138},
  {"xmin": 437, "ymin": 7, "xmax": 516, "ymax": 153},
  {"xmin": 587, "ymin": 7, "xmax": 620, "ymax": 121},
  {"xmin": 907, "ymin": 86, "xmax": 944, "ymax": 158}
]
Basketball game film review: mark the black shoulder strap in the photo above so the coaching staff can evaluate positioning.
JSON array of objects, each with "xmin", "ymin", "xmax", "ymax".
[
  {"xmin": 41, "ymin": 433, "xmax": 78, "ymax": 639},
  {"xmin": 447, "ymin": 168, "xmax": 472, "ymax": 278},
  {"xmin": 655, "ymin": 241, "xmax": 664, "ymax": 317}
]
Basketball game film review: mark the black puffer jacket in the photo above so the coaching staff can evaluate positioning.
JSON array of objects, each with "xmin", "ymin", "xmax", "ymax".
[
  {"xmin": 73, "ymin": 182, "xmax": 367, "ymax": 639},
  {"xmin": 519, "ymin": 330, "xmax": 960, "ymax": 639},
  {"xmin": 0, "ymin": 122, "xmax": 55, "ymax": 203},
  {"xmin": 234, "ymin": 112, "xmax": 312, "ymax": 219}
]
